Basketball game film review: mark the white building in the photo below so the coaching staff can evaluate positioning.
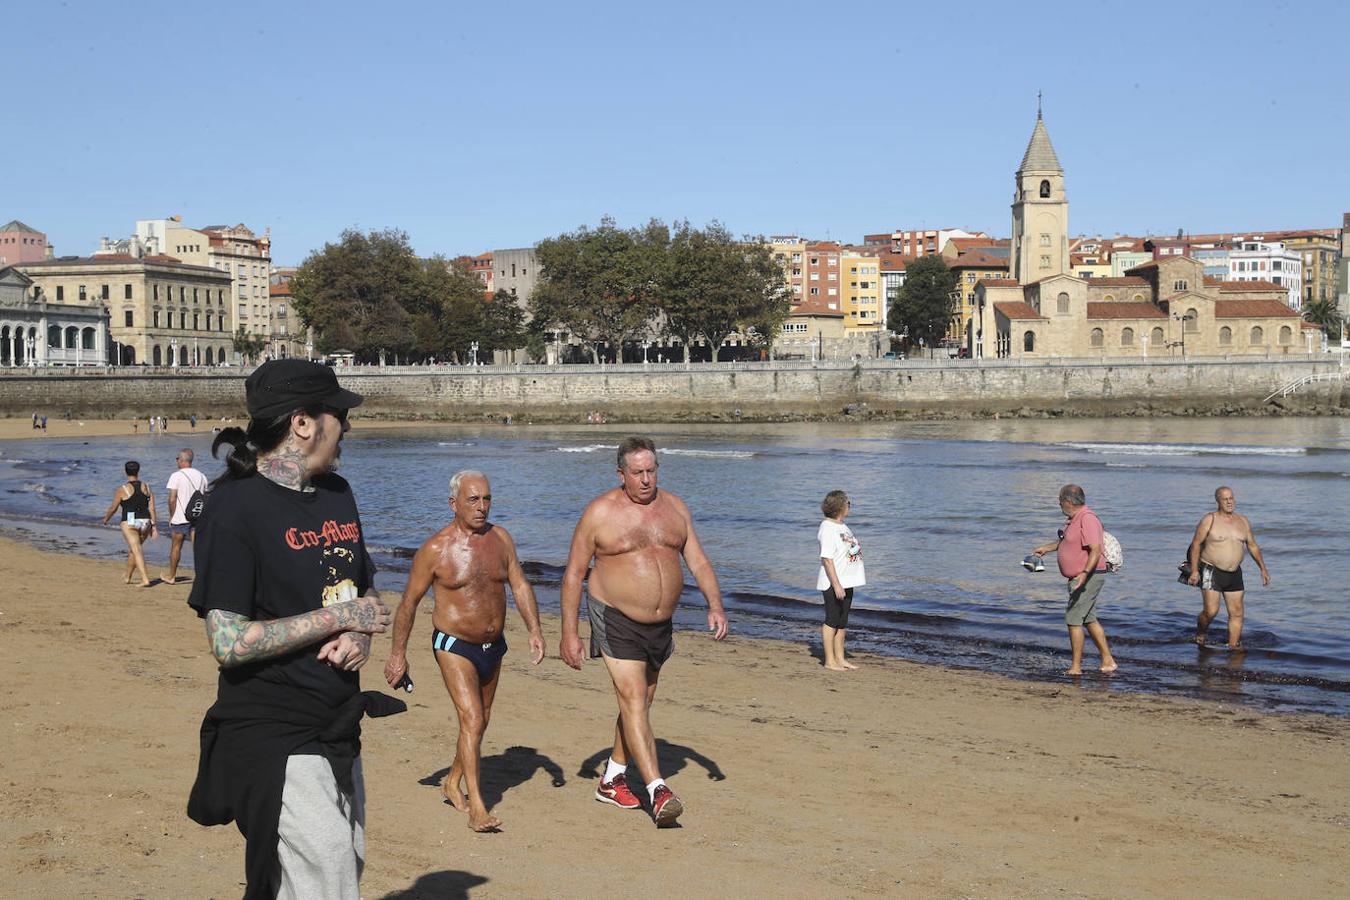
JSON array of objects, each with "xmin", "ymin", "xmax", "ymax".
[{"xmin": 1228, "ymin": 240, "xmax": 1302, "ymax": 309}]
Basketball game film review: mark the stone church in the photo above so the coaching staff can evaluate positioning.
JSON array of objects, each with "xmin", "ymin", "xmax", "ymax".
[{"xmin": 971, "ymin": 112, "xmax": 1310, "ymax": 359}]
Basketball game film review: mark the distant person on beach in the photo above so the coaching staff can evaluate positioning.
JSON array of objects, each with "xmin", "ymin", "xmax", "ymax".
[
  {"xmin": 185, "ymin": 359, "xmax": 393, "ymax": 899},
  {"xmin": 1032, "ymin": 484, "xmax": 1119, "ymax": 675},
  {"xmin": 163, "ymin": 448, "xmax": 208, "ymax": 585},
  {"xmin": 560, "ymin": 435, "xmax": 728, "ymax": 827},
  {"xmin": 1188, "ymin": 486, "xmax": 1270, "ymax": 648},
  {"xmin": 100, "ymin": 460, "xmax": 157, "ymax": 587},
  {"xmin": 817, "ymin": 490, "xmax": 864, "ymax": 671},
  {"xmin": 383, "ymin": 470, "xmax": 545, "ymax": 833}
]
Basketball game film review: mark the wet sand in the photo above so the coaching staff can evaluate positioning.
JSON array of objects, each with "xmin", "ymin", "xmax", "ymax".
[{"xmin": 1, "ymin": 537, "xmax": 1347, "ymax": 898}]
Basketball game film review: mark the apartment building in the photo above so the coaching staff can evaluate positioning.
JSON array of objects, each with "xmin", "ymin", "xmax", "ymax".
[{"xmin": 1227, "ymin": 240, "xmax": 1302, "ymax": 309}]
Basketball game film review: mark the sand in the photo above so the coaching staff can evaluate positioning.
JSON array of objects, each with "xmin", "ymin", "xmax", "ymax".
[{"xmin": 1, "ymin": 537, "xmax": 1347, "ymax": 898}]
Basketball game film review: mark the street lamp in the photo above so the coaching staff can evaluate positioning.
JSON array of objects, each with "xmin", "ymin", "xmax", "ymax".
[
  {"xmin": 1169, "ymin": 312, "xmax": 1195, "ymax": 357},
  {"xmin": 470, "ymin": 341, "xmax": 479, "ymax": 367},
  {"xmin": 169, "ymin": 337, "xmax": 180, "ymax": 368}
]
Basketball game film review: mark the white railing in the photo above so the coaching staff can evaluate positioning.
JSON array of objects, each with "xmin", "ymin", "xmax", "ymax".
[{"xmin": 1263, "ymin": 370, "xmax": 1350, "ymax": 403}]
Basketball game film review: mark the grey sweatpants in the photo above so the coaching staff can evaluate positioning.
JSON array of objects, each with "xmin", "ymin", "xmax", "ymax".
[{"xmin": 276, "ymin": 754, "xmax": 366, "ymax": 900}]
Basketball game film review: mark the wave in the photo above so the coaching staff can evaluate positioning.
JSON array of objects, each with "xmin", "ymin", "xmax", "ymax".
[
  {"xmin": 435, "ymin": 441, "xmax": 476, "ymax": 448},
  {"xmin": 1061, "ymin": 441, "xmax": 1306, "ymax": 457},
  {"xmin": 552, "ymin": 444, "xmax": 619, "ymax": 454},
  {"xmin": 663, "ymin": 448, "xmax": 755, "ymax": 459}
]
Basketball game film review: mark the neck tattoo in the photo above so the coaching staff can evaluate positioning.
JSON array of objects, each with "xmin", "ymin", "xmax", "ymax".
[{"xmin": 258, "ymin": 441, "xmax": 312, "ymax": 492}]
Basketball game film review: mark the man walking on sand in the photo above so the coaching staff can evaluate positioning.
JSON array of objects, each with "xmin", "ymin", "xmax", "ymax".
[
  {"xmin": 384, "ymin": 470, "xmax": 545, "ymax": 833},
  {"xmin": 1032, "ymin": 484, "xmax": 1119, "ymax": 675},
  {"xmin": 164, "ymin": 448, "xmax": 208, "ymax": 585},
  {"xmin": 1188, "ymin": 486, "xmax": 1270, "ymax": 648},
  {"xmin": 560, "ymin": 436, "xmax": 728, "ymax": 827}
]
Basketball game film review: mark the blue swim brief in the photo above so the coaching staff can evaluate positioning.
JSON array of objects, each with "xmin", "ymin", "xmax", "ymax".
[{"xmin": 432, "ymin": 627, "xmax": 507, "ymax": 679}]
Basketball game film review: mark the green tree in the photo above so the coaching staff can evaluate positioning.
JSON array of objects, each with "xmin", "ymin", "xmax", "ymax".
[
  {"xmin": 230, "ymin": 326, "xmax": 265, "ymax": 365},
  {"xmin": 530, "ymin": 217, "xmax": 664, "ymax": 363},
  {"xmin": 888, "ymin": 254, "xmax": 958, "ymax": 353},
  {"xmin": 290, "ymin": 228, "xmax": 420, "ymax": 362},
  {"xmin": 1302, "ymin": 295, "xmax": 1344, "ymax": 340},
  {"xmin": 658, "ymin": 222, "xmax": 790, "ymax": 362}
]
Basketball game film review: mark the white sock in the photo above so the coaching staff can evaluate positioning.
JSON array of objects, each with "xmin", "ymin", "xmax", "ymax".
[
  {"xmin": 604, "ymin": 758, "xmax": 627, "ymax": 783},
  {"xmin": 646, "ymin": 778, "xmax": 667, "ymax": 801}
]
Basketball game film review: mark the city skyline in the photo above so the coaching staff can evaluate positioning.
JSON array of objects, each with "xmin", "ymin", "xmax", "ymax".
[{"xmin": 9, "ymin": 0, "xmax": 1349, "ymax": 264}]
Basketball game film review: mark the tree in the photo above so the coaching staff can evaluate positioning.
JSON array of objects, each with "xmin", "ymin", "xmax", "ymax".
[
  {"xmin": 1302, "ymin": 295, "xmax": 1344, "ymax": 340},
  {"xmin": 290, "ymin": 228, "xmax": 420, "ymax": 362},
  {"xmin": 889, "ymin": 254, "xmax": 958, "ymax": 352},
  {"xmin": 231, "ymin": 326, "xmax": 265, "ymax": 365},
  {"xmin": 658, "ymin": 222, "xmax": 790, "ymax": 362},
  {"xmin": 530, "ymin": 217, "xmax": 663, "ymax": 363}
]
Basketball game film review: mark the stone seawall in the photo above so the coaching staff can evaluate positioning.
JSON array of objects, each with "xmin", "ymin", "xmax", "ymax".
[{"xmin": 1, "ymin": 357, "xmax": 1346, "ymax": 421}]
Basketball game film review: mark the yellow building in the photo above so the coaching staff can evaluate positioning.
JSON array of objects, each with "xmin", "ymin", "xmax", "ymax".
[
  {"xmin": 841, "ymin": 249, "xmax": 883, "ymax": 334},
  {"xmin": 948, "ymin": 249, "xmax": 1009, "ymax": 342}
]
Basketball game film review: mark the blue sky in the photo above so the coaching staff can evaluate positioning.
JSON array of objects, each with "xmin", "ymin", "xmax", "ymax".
[{"xmin": 9, "ymin": 0, "xmax": 1349, "ymax": 264}]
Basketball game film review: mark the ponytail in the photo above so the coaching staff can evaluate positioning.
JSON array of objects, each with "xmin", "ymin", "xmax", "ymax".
[{"xmin": 210, "ymin": 410, "xmax": 309, "ymax": 486}]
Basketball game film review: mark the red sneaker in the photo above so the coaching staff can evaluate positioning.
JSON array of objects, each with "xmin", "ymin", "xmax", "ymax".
[
  {"xmin": 595, "ymin": 773, "xmax": 641, "ymax": 809},
  {"xmin": 651, "ymin": 784, "xmax": 684, "ymax": 826}
]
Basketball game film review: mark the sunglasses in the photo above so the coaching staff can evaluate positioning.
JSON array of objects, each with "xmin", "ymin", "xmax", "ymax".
[{"xmin": 319, "ymin": 406, "xmax": 349, "ymax": 424}]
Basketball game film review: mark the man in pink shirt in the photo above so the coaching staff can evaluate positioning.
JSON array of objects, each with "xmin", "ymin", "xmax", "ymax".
[{"xmin": 1032, "ymin": 484, "xmax": 1119, "ymax": 675}]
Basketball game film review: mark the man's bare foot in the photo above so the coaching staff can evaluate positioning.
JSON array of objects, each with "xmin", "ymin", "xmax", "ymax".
[
  {"xmin": 441, "ymin": 776, "xmax": 469, "ymax": 813},
  {"xmin": 1100, "ymin": 662, "xmax": 1119, "ymax": 673},
  {"xmin": 163, "ymin": 576, "xmax": 177, "ymax": 585},
  {"xmin": 842, "ymin": 660, "xmax": 859, "ymax": 670},
  {"xmin": 824, "ymin": 663, "xmax": 848, "ymax": 671},
  {"xmin": 1064, "ymin": 667, "xmax": 1083, "ymax": 675},
  {"xmin": 467, "ymin": 809, "xmax": 501, "ymax": 832},
  {"xmin": 139, "ymin": 580, "xmax": 153, "ymax": 588},
  {"xmin": 1193, "ymin": 635, "xmax": 1207, "ymax": 645}
]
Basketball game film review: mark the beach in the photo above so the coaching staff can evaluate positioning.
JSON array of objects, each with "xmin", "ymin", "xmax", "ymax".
[{"xmin": 2, "ymin": 536, "xmax": 1347, "ymax": 898}]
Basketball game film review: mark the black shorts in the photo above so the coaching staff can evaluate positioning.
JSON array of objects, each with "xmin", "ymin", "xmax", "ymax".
[
  {"xmin": 1200, "ymin": 563, "xmax": 1244, "ymax": 593},
  {"xmin": 822, "ymin": 587, "xmax": 854, "ymax": 629},
  {"xmin": 588, "ymin": 598, "xmax": 674, "ymax": 670}
]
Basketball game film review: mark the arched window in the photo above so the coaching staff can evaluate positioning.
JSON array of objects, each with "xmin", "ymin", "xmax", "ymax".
[
  {"xmin": 1090, "ymin": 328, "xmax": 1104, "ymax": 348},
  {"xmin": 179, "ymin": 346, "xmax": 188, "ymax": 366},
  {"xmin": 82, "ymin": 327, "xmax": 96, "ymax": 350},
  {"xmin": 1151, "ymin": 327, "xmax": 1165, "ymax": 347},
  {"xmin": 48, "ymin": 325, "xmax": 61, "ymax": 347},
  {"xmin": 1056, "ymin": 292, "xmax": 1069, "ymax": 314},
  {"xmin": 152, "ymin": 345, "xmax": 162, "ymax": 366},
  {"xmin": 1023, "ymin": 331, "xmax": 1036, "ymax": 352},
  {"xmin": 1039, "ymin": 179, "xmax": 1051, "ymax": 198},
  {"xmin": 65, "ymin": 325, "xmax": 79, "ymax": 348},
  {"xmin": 1185, "ymin": 308, "xmax": 1199, "ymax": 332},
  {"xmin": 1219, "ymin": 326, "xmax": 1232, "ymax": 346},
  {"xmin": 205, "ymin": 347, "xmax": 214, "ymax": 366},
  {"xmin": 1103, "ymin": 294, "xmax": 1115, "ymax": 302},
  {"xmin": 1132, "ymin": 294, "xmax": 1144, "ymax": 302},
  {"xmin": 1250, "ymin": 326, "xmax": 1264, "ymax": 345},
  {"xmin": 1121, "ymin": 327, "xmax": 1134, "ymax": 347},
  {"xmin": 1279, "ymin": 325, "xmax": 1292, "ymax": 345}
]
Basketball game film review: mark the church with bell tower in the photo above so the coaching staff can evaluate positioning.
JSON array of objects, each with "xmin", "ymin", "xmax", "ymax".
[{"xmin": 1010, "ymin": 99, "xmax": 1069, "ymax": 283}]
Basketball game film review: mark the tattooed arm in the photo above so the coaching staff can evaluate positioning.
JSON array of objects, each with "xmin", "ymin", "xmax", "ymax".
[{"xmin": 205, "ymin": 594, "xmax": 391, "ymax": 668}]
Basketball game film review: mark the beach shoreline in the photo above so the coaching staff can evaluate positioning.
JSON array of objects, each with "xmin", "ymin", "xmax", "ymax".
[{"xmin": 2, "ymin": 535, "xmax": 1347, "ymax": 897}]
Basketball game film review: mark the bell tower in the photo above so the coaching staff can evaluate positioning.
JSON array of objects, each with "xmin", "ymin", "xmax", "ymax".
[{"xmin": 1011, "ymin": 98, "xmax": 1068, "ymax": 284}]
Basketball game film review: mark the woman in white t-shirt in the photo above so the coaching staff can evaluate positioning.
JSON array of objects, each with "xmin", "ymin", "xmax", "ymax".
[{"xmin": 817, "ymin": 490, "xmax": 864, "ymax": 671}]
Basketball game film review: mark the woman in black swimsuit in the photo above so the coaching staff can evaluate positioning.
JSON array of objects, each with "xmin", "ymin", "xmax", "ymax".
[{"xmin": 101, "ymin": 460, "xmax": 158, "ymax": 586}]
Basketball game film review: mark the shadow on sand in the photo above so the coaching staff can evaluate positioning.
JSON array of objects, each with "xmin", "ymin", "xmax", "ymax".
[
  {"xmin": 379, "ymin": 870, "xmax": 489, "ymax": 899},
  {"xmin": 577, "ymin": 738, "xmax": 726, "ymax": 783},
  {"xmin": 419, "ymin": 745, "xmax": 566, "ymax": 808}
]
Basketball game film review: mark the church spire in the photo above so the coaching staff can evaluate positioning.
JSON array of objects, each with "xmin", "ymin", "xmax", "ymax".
[{"xmin": 1018, "ymin": 107, "xmax": 1061, "ymax": 174}]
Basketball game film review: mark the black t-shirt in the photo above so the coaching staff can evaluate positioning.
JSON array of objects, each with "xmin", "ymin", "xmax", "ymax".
[{"xmin": 187, "ymin": 471, "xmax": 376, "ymax": 708}]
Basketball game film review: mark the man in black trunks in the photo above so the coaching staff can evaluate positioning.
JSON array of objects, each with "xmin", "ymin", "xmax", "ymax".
[
  {"xmin": 1188, "ymin": 486, "xmax": 1271, "ymax": 648},
  {"xmin": 384, "ymin": 469, "xmax": 545, "ymax": 832},
  {"xmin": 560, "ymin": 436, "xmax": 728, "ymax": 827}
]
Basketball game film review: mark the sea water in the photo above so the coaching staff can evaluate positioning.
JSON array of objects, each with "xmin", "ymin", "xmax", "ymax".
[{"xmin": 3, "ymin": 417, "xmax": 1347, "ymax": 715}]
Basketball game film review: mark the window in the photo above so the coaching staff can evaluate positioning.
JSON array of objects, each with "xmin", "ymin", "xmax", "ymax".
[
  {"xmin": 179, "ymin": 287, "xmax": 185, "ymax": 301},
  {"xmin": 1174, "ymin": 280, "xmax": 1188, "ymax": 291},
  {"xmin": 1039, "ymin": 233, "xmax": 1050, "ymax": 247},
  {"xmin": 1279, "ymin": 325, "xmax": 1292, "ymax": 345},
  {"xmin": 1040, "ymin": 255, "xmax": 1050, "ymax": 268},
  {"xmin": 1090, "ymin": 328, "xmax": 1104, "ymax": 347},
  {"xmin": 79, "ymin": 285, "xmax": 87, "ymax": 300},
  {"xmin": 1039, "ymin": 179, "xmax": 1051, "ymax": 198},
  {"xmin": 809, "ymin": 258, "xmax": 818, "ymax": 266},
  {"xmin": 82, "ymin": 327, "xmax": 95, "ymax": 350},
  {"xmin": 101, "ymin": 285, "xmax": 109, "ymax": 300},
  {"xmin": 48, "ymin": 325, "xmax": 61, "ymax": 347},
  {"xmin": 56, "ymin": 286, "xmax": 64, "ymax": 301},
  {"xmin": 1121, "ymin": 327, "xmax": 1134, "ymax": 347},
  {"xmin": 810, "ymin": 287, "xmax": 819, "ymax": 296},
  {"xmin": 206, "ymin": 313, "xmax": 212, "ymax": 330},
  {"xmin": 124, "ymin": 284, "xmax": 132, "ymax": 299},
  {"xmin": 827, "ymin": 273, "xmax": 836, "ymax": 281},
  {"xmin": 1185, "ymin": 309, "xmax": 1198, "ymax": 332},
  {"xmin": 1132, "ymin": 294, "xmax": 1144, "ymax": 302},
  {"xmin": 828, "ymin": 258, "xmax": 837, "ymax": 266},
  {"xmin": 193, "ymin": 313, "xmax": 200, "ymax": 331},
  {"xmin": 1151, "ymin": 327, "xmax": 1165, "ymax": 346},
  {"xmin": 1219, "ymin": 326, "xmax": 1232, "ymax": 346},
  {"xmin": 1250, "ymin": 326, "xmax": 1264, "ymax": 345},
  {"xmin": 124, "ymin": 310, "xmax": 133, "ymax": 327},
  {"xmin": 1057, "ymin": 292, "xmax": 1069, "ymax": 314},
  {"xmin": 1103, "ymin": 294, "xmax": 1115, "ymax": 302},
  {"xmin": 193, "ymin": 288, "xmax": 199, "ymax": 302},
  {"xmin": 153, "ymin": 284, "xmax": 159, "ymax": 300},
  {"xmin": 153, "ymin": 310, "xmax": 160, "ymax": 328},
  {"xmin": 1023, "ymin": 331, "xmax": 1036, "ymax": 352}
]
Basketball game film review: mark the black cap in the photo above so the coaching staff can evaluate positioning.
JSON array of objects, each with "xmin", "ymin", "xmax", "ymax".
[{"xmin": 244, "ymin": 359, "xmax": 364, "ymax": 419}]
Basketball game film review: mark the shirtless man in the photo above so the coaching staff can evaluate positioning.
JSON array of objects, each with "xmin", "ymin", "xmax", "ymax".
[
  {"xmin": 560, "ymin": 436, "xmax": 728, "ymax": 827},
  {"xmin": 384, "ymin": 470, "xmax": 545, "ymax": 832},
  {"xmin": 1188, "ymin": 486, "xmax": 1271, "ymax": 648}
]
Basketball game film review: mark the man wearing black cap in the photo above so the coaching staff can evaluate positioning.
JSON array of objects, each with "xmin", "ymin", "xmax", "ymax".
[{"xmin": 186, "ymin": 359, "xmax": 395, "ymax": 900}]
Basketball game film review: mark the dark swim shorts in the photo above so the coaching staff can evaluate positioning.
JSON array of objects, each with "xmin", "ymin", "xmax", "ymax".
[
  {"xmin": 432, "ymin": 628, "xmax": 507, "ymax": 679},
  {"xmin": 588, "ymin": 597, "xmax": 674, "ymax": 670},
  {"xmin": 1199, "ymin": 563, "xmax": 1244, "ymax": 593}
]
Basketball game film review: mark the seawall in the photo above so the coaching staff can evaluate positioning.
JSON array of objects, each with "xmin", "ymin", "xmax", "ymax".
[{"xmin": 1, "ymin": 357, "xmax": 1346, "ymax": 421}]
